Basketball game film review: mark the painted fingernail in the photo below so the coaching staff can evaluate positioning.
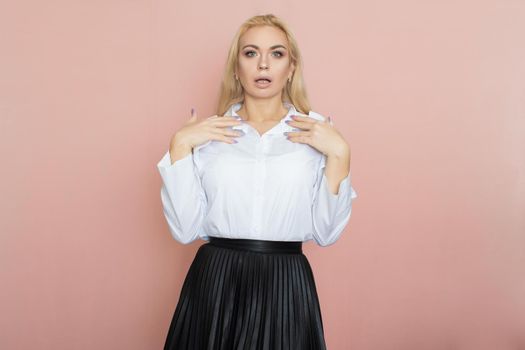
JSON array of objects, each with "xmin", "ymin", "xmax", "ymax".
[
  {"xmin": 232, "ymin": 139, "xmax": 238, "ymax": 143},
  {"xmin": 191, "ymin": 107, "xmax": 195, "ymax": 116},
  {"xmin": 283, "ymin": 132, "xmax": 289, "ymax": 135},
  {"xmin": 285, "ymin": 120, "xmax": 291, "ymax": 124}
]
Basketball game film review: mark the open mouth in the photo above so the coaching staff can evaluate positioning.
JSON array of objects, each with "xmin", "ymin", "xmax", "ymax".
[{"xmin": 254, "ymin": 77, "xmax": 272, "ymax": 87}]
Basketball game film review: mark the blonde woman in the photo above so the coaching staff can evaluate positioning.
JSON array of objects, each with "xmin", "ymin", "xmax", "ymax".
[{"xmin": 157, "ymin": 13, "xmax": 357, "ymax": 349}]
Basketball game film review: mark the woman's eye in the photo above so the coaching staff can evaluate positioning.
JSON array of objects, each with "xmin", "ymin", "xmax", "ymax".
[{"xmin": 244, "ymin": 51, "xmax": 284, "ymax": 57}]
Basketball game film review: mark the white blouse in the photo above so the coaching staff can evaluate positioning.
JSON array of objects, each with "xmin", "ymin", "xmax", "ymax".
[{"xmin": 157, "ymin": 101, "xmax": 358, "ymax": 246}]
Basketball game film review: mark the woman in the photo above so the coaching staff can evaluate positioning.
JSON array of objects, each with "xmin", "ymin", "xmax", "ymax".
[{"xmin": 157, "ymin": 13, "xmax": 358, "ymax": 350}]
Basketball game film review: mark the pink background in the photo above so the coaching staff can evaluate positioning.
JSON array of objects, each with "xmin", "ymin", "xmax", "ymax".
[{"xmin": 1, "ymin": 1, "xmax": 524, "ymax": 349}]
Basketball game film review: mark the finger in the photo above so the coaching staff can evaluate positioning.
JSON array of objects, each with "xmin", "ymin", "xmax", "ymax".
[
  {"xmin": 219, "ymin": 115, "xmax": 242, "ymax": 121},
  {"xmin": 211, "ymin": 118, "xmax": 243, "ymax": 127},
  {"xmin": 209, "ymin": 133, "xmax": 238, "ymax": 144},
  {"xmin": 284, "ymin": 130, "xmax": 308, "ymax": 138},
  {"xmin": 189, "ymin": 107, "xmax": 197, "ymax": 121},
  {"xmin": 227, "ymin": 129, "xmax": 245, "ymax": 137},
  {"xmin": 207, "ymin": 115, "xmax": 239, "ymax": 121},
  {"xmin": 211, "ymin": 128, "xmax": 244, "ymax": 138},
  {"xmin": 285, "ymin": 120, "xmax": 310, "ymax": 130},
  {"xmin": 286, "ymin": 134, "xmax": 309, "ymax": 145},
  {"xmin": 290, "ymin": 114, "xmax": 315, "ymax": 122}
]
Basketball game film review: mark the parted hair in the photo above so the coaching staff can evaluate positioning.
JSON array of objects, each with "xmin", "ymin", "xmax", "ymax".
[{"xmin": 216, "ymin": 14, "xmax": 311, "ymax": 116}]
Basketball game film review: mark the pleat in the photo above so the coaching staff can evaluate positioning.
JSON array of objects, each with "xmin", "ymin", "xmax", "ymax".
[{"xmin": 164, "ymin": 243, "xmax": 327, "ymax": 350}]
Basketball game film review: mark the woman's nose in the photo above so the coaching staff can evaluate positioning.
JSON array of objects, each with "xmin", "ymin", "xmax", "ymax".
[{"xmin": 258, "ymin": 59, "xmax": 269, "ymax": 70}]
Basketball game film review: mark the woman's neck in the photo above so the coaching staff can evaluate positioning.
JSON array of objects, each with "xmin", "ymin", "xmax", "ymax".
[{"xmin": 236, "ymin": 97, "xmax": 288, "ymax": 123}]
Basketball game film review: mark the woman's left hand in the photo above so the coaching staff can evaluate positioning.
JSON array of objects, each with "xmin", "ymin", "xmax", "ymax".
[{"xmin": 284, "ymin": 114, "xmax": 350, "ymax": 157}]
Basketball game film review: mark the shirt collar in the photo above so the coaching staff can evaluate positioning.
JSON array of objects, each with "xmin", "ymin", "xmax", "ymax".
[{"xmin": 227, "ymin": 101, "xmax": 298, "ymax": 136}]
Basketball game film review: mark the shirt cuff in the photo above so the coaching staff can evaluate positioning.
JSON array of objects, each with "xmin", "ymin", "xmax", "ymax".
[
  {"xmin": 157, "ymin": 149, "xmax": 191, "ymax": 170},
  {"xmin": 317, "ymin": 169, "xmax": 358, "ymax": 209}
]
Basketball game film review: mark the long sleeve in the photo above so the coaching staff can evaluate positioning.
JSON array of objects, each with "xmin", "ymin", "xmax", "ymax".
[
  {"xmin": 157, "ymin": 149, "xmax": 208, "ymax": 244},
  {"xmin": 311, "ymin": 155, "xmax": 358, "ymax": 247}
]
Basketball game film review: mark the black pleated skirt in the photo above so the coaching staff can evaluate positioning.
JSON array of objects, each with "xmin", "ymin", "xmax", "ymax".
[{"xmin": 163, "ymin": 236, "xmax": 327, "ymax": 350}]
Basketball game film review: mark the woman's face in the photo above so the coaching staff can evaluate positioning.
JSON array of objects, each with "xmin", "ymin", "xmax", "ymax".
[{"xmin": 236, "ymin": 25, "xmax": 295, "ymax": 100}]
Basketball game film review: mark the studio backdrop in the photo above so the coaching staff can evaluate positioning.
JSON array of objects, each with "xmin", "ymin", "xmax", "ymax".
[{"xmin": 1, "ymin": 0, "xmax": 524, "ymax": 349}]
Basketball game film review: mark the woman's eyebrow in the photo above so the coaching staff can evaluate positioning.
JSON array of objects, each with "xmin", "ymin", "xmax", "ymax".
[{"xmin": 241, "ymin": 44, "xmax": 287, "ymax": 50}]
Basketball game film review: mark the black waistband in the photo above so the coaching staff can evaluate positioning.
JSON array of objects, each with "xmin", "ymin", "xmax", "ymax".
[{"xmin": 207, "ymin": 237, "xmax": 303, "ymax": 254}]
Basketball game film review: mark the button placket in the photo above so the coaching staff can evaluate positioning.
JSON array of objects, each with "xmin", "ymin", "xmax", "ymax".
[{"xmin": 252, "ymin": 139, "xmax": 267, "ymax": 233}]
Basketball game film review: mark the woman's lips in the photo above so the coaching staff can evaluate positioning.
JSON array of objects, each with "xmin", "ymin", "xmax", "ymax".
[{"xmin": 254, "ymin": 79, "xmax": 272, "ymax": 88}]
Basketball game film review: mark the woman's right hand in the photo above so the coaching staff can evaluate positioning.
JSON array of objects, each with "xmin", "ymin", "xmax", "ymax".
[{"xmin": 170, "ymin": 108, "xmax": 244, "ymax": 150}]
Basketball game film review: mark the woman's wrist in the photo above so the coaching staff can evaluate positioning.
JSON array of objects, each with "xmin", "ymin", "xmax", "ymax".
[{"xmin": 169, "ymin": 135, "xmax": 193, "ymax": 165}]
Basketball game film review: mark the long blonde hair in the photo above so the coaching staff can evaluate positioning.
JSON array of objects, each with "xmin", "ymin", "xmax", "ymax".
[{"xmin": 216, "ymin": 14, "xmax": 311, "ymax": 116}]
